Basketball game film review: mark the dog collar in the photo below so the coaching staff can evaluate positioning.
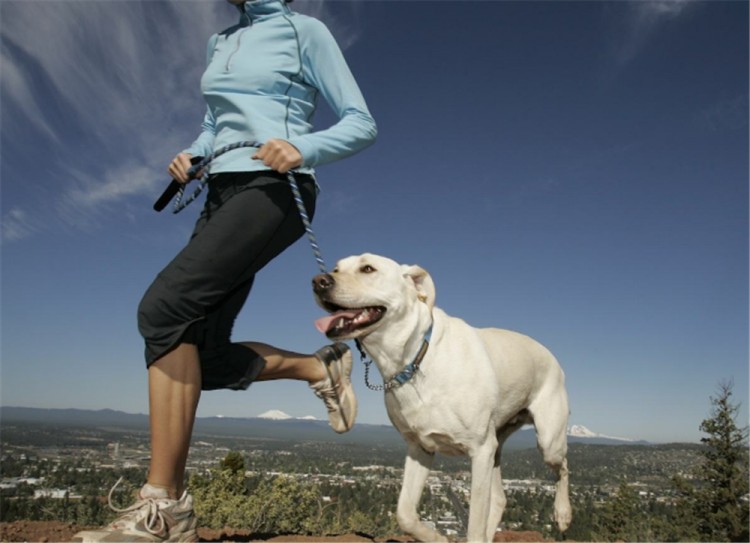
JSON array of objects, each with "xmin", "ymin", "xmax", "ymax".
[{"xmin": 357, "ymin": 323, "xmax": 433, "ymax": 392}]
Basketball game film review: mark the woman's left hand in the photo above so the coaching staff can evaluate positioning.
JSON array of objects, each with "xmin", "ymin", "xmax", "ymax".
[{"xmin": 253, "ymin": 139, "xmax": 303, "ymax": 173}]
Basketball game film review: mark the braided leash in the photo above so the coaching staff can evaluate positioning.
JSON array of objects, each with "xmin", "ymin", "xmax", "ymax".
[
  {"xmin": 285, "ymin": 167, "xmax": 326, "ymax": 274},
  {"xmin": 171, "ymin": 141, "xmax": 327, "ymax": 273},
  {"xmin": 157, "ymin": 142, "xmax": 431, "ymax": 392},
  {"xmin": 172, "ymin": 141, "xmax": 259, "ymax": 213}
]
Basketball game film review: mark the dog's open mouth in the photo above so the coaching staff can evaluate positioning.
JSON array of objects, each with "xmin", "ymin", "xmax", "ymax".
[{"xmin": 315, "ymin": 303, "xmax": 386, "ymax": 338}]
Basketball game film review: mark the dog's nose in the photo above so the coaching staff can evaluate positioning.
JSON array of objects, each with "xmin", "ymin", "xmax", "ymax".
[{"xmin": 312, "ymin": 273, "xmax": 335, "ymax": 293}]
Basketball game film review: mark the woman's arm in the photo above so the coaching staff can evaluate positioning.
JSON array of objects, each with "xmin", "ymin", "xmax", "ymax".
[{"xmin": 287, "ymin": 18, "xmax": 377, "ymax": 168}]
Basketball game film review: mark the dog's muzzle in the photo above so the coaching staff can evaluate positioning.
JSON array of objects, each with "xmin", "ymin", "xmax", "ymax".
[
  {"xmin": 312, "ymin": 273, "xmax": 334, "ymax": 295},
  {"xmin": 312, "ymin": 273, "xmax": 386, "ymax": 338}
]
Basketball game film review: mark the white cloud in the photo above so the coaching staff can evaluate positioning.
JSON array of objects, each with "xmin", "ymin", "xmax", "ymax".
[
  {"xmin": 63, "ymin": 165, "xmax": 158, "ymax": 209},
  {"xmin": 635, "ymin": 0, "xmax": 692, "ymax": 19},
  {"xmin": 295, "ymin": 0, "xmax": 365, "ymax": 50},
  {"xmin": 611, "ymin": 0, "xmax": 696, "ymax": 66},
  {"xmin": 699, "ymin": 94, "xmax": 749, "ymax": 133},
  {"xmin": 54, "ymin": 160, "xmax": 169, "ymax": 231},
  {"xmin": 0, "ymin": 0, "xmax": 229, "ymax": 234},
  {"xmin": 1, "ymin": 207, "xmax": 37, "ymax": 243},
  {"xmin": 0, "ymin": 46, "xmax": 59, "ymax": 144}
]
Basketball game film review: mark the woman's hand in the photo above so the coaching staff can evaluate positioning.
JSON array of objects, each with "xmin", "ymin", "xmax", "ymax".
[
  {"xmin": 253, "ymin": 139, "xmax": 303, "ymax": 173},
  {"xmin": 167, "ymin": 153, "xmax": 195, "ymax": 184}
]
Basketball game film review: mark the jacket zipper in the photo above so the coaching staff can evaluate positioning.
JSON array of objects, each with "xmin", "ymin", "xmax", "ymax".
[{"xmin": 225, "ymin": 27, "xmax": 248, "ymax": 72}]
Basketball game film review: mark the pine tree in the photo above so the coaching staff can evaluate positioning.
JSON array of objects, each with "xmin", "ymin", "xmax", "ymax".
[
  {"xmin": 594, "ymin": 482, "xmax": 646, "ymax": 541},
  {"xmin": 695, "ymin": 380, "xmax": 749, "ymax": 542},
  {"xmin": 674, "ymin": 380, "xmax": 749, "ymax": 542}
]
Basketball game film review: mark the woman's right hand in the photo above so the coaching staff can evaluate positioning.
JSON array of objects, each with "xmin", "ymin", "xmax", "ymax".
[{"xmin": 167, "ymin": 153, "xmax": 194, "ymax": 184}]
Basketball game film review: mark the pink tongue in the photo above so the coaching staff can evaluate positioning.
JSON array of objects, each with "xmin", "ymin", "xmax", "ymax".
[{"xmin": 314, "ymin": 310, "xmax": 360, "ymax": 334}]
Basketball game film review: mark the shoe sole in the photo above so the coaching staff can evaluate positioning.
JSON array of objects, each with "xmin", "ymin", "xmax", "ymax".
[{"xmin": 326, "ymin": 346, "xmax": 356, "ymax": 433}]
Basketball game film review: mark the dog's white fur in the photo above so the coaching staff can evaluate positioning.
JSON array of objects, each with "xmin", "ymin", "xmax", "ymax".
[{"xmin": 313, "ymin": 254, "xmax": 572, "ymax": 543}]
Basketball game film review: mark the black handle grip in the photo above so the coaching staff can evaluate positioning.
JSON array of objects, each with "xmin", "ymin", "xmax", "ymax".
[
  {"xmin": 153, "ymin": 180, "xmax": 182, "ymax": 212},
  {"xmin": 153, "ymin": 156, "xmax": 204, "ymax": 212}
]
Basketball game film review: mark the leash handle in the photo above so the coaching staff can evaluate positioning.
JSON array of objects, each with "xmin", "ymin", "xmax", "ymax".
[
  {"xmin": 172, "ymin": 141, "xmax": 261, "ymax": 213},
  {"xmin": 153, "ymin": 156, "xmax": 204, "ymax": 212}
]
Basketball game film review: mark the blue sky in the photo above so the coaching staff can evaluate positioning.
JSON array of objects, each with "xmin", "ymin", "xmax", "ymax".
[{"xmin": 1, "ymin": 0, "xmax": 747, "ymax": 444}]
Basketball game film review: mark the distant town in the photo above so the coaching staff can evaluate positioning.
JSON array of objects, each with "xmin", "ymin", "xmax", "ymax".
[{"xmin": 1, "ymin": 406, "xmax": 717, "ymax": 541}]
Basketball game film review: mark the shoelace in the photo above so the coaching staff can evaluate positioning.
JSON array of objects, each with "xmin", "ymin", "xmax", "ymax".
[
  {"xmin": 314, "ymin": 377, "xmax": 351, "ymax": 430},
  {"xmin": 107, "ymin": 477, "xmax": 168, "ymax": 536},
  {"xmin": 314, "ymin": 381, "xmax": 340, "ymax": 413}
]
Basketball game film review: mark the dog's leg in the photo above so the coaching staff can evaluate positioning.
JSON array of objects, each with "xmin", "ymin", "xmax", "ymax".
[
  {"xmin": 552, "ymin": 457, "xmax": 571, "ymax": 533},
  {"xmin": 466, "ymin": 437, "xmax": 497, "ymax": 543},
  {"xmin": 530, "ymin": 394, "xmax": 572, "ymax": 533},
  {"xmin": 485, "ymin": 419, "xmax": 526, "ymax": 542},
  {"xmin": 397, "ymin": 443, "xmax": 447, "ymax": 542},
  {"xmin": 485, "ymin": 447, "xmax": 506, "ymax": 542}
]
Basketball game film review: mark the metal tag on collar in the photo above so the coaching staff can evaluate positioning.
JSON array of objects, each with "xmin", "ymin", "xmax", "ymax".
[{"xmin": 394, "ymin": 363, "xmax": 416, "ymax": 385}]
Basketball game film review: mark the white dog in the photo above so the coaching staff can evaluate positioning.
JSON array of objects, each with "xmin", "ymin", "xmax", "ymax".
[{"xmin": 313, "ymin": 254, "xmax": 571, "ymax": 543}]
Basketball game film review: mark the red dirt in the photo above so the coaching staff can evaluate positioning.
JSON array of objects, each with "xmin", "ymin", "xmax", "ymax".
[{"xmin": 0, "ymin": 521, "xmax": 548, "ymax": 542}]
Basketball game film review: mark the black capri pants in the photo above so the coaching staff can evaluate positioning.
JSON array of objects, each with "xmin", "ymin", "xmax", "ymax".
[{"xmin": 138, "ymin": 171, "xmax": 316, "ymax": 391}]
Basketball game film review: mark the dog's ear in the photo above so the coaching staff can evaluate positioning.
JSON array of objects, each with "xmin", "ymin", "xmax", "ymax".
[{"xmin": 402, "ymin": 265, "xmax": 436, "ymax": 311}]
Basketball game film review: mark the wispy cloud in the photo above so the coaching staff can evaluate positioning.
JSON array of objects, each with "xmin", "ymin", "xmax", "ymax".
[
  {"xmin": 0, "ymin": 44, "xmax": 60, "ymax": 145},
  {"xmin": 53, "ymin": 156, "xmax": 187, "ymax": 232},
  {"xmin": 698, "ymin": 94, "xmax": 749, "ymax": 133},
  {"xmin": 296, "ymin": 0, "xmax": 365, "ymax": 50},
  {"xmin": 1, "ymin": 2, "xmax": 225, "ymax": 133},
  {"xmin": 609, "ymin": 0, "xmax": 696, "ymax": 66},
  {"xmin": 0, "ymin": 1, "xmax": 229, "ymax": 235},
  {"xmin": 1, "ymin": 207, "xmax": 37, "ymax": 243},
  {"xmin": 637, "ymin": 0, "xmax": 693, "ymax": 18}
]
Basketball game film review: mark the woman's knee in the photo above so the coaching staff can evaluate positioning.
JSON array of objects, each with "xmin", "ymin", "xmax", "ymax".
[
  {"xmin": 137, "ymin": 281, "xmax": 164, "ymax": 338},
  {"xmin": 137, "ymin": 277, "xmax": 195, "ymax": 351}
]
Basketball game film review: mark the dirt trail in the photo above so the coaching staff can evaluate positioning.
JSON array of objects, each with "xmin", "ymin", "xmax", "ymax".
[{"xmin": 0, "ymin": 521, "xmax": 547, "ymax": 542}]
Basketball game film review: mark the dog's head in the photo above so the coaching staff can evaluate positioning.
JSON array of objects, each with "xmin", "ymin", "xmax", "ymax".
[{"xmin": 312, "ymin": 253, "xmax": 435, "ymax": 341}]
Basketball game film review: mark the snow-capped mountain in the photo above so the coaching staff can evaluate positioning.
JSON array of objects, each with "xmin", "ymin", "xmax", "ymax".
[
  {"xmin": 568, "ymin": 424, "xmax": 634, "ymax": 443},
  {"xmin": 2, "ymin": 407, "xmax": 659, "ymax": 450},
  {"xmin": 257, "ymin": 409, "xmax": 319, "ymax": 421},
  {"xmin": 257, "ymin": 409, "xmax": 293, "ymax": 420}
]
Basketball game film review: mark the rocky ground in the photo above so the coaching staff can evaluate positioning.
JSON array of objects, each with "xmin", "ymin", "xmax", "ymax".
[{"xmin": 0, "ymin": 521, "xmax": 548, "ymax": 542}]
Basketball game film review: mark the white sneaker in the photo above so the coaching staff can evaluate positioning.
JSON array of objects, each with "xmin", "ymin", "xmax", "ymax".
[
  {"xmin": 72, "ymin": 479, "xmax": 198, "ymax": 542},
  {"xmin": 311, "ymin": 343, "xmax": 358, "ymax": 433}
]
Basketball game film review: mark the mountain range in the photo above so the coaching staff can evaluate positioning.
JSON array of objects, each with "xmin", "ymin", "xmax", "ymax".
[{"xmin": 0, "ymin": 406, "xmax": 648, "ymax": 449}]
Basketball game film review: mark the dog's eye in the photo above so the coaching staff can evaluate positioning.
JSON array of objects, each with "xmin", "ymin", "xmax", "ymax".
[{"xmin": 360, "ymin": 265, "xmax": 376, "ymax": 274}]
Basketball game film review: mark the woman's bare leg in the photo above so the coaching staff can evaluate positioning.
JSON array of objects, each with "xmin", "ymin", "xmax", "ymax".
[
  {"xmin": 244, "ymin": 341, "xmax": 356, "ymax": 434},
  {"xmin": 147, "ymin": 343, "xmax": 202, "ymax": 499},
  {"xmin": 144, "ymin": 341, "xmax": 349, "ymax": 500},
  {"xmin": 244, "ymin": 342, "xmax": 326, "ymax": 383}
]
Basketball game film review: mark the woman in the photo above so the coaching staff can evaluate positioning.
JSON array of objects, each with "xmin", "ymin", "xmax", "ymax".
[{"xmin": 74, "ymin": 1, "xmax": 376, "ymax": 541}]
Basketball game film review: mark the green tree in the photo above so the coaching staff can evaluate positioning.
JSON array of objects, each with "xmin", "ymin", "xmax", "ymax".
[
  {"xmin": 594, "ymin": 482, "xmax": 646, "ymax": 541},
  {"xmin": 672, "ymin": 380, "xmax": 749, "ymax": 542},
  {"xmin": 695, "ymin": 381, "xmax": 749, "ymax": 541},
  {"xmin": 220, "ymin": 451, "xmax": 245, "ymax": 474},
  {"xmin": 564, "ymin": 491, "xmax": 596, "ymax": 541}
]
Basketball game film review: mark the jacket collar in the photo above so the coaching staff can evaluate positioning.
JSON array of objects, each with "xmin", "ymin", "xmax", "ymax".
[{"xmin": 237, "ymin": 0, "xmax": 290, "ymax": 24}]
